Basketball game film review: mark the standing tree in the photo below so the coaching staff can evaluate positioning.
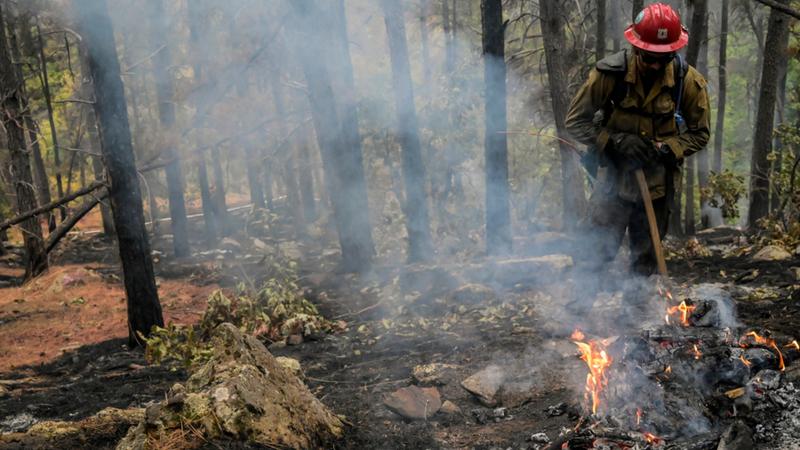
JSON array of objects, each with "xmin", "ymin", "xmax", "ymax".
[
  {"xmin": 0, "ymin": 1, "xmax": 48, "ymax": 280},
  {"xmin": 632, "ymin": 0, "xmax": 644, "ymax": 21},
  {"xmin": 289, "ymin": 0, "xmax": 375, "ymax": 272},
  {"xmin": 539, "ymin": 0, "xmax": 587, "ymax": 230},
  {"xmin": 480, "ymin": 0, "xmax": 512, "ymax": 255},
  {"xmin": 147, "ymin": 0, "xmax": 190, "ymax": 257},
  {"xmin": 73, "ymin": 0, "xmax": 164, "ymax": 345},
  {"xmin": 713, "ymin": 0, "xmax": 728, "ymax": 174},
  {"xmin": 381, "ymin": 0, "xmax": 434, "ymax": 261},
  {"xmin": 748, "ymin": 0, "xmax": 791, "ymax": 226},
  {"xmin": 596, "ymin": 0, "xmax": 606, "ymax": 60},
  {"xmin": 683, "ymin": 0, "xmax": 708, "ymax": 234}
]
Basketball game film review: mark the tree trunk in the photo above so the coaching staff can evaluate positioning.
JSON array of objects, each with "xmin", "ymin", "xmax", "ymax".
[
  {"xmin": 267, "ymin": 68, "xmax": 305, "ymax": 232},
  {"xmin": 382, "ymin": 0, "xmax": 434, "ymax": 262},
  {"xmin": 297, "ymin": 140, "xmax": 317, "ymax": 222},
  {"xmin": 245, "ymin": 143, "xmax": 266, "ymax": 209},
  {"xmin": 35, "ymin": 22, "xmax": 66, "ymax": 222},
  {"xmin": 289, "ymin": 0, "xmax": 375, "ymax": 272},
  {"xmin": 632, "ymin": 0, "xmax": 644, "ymax": 21},
  {"xmin": 609, "ymin": 0, "xmax": 621, "ymax": 52},
  {"xmin": 596, "ymin": 0, "xmax": 606, "ymax": 61},
  {"xmin": 770, "ymin": 29, "xmax": 790, "ymax": 213},
  {"xmin": 419, "ymin": 0, "xmax": 432, "ymax": 89},
  {"xmin": 442, "ymin": 0, "xmax": 455, "ymax": 74},
  {"xmin": 187, "ymin": 0, "xmax": 218, "ymax": 243},
  {"xmin": 713, "ymin": 0, "xmax": 728, "ymax": 174},
  {"xmin": 7, "ymin": 11, "xmax": 55, "ymax": 233},
  {"xmin": 479, "ymin": 0, "xmax": 512, "ymax": 255},
  {"xmin": 0, "ymin": 2, "xmax": 47, "ymax": 280},
  {"xmin": 539, "ymin": 0, "xmax": 587, "ymax": 230},
  {"xmin": 74, "ymin": 0, "xmax": 163, "ymax": 346},
  {"xmin": 148, "ymin": 0, "xmax": 190, "ymax": 257},
  {"xmin": 748, "ymin": 0, "xmax": 790, "ymax": 226},
  {"xmin": 209, "ymin": 147, "xmax": 230, "ymax": 234}
]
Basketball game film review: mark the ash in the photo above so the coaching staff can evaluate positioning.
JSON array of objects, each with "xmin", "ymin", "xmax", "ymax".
[{"xmin": 752, "ymin": 382, "xmax": 800, "ymax": 448}]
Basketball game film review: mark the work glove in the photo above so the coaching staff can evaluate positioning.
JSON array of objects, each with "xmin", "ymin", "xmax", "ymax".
[{"xmin": 607, "ymin": 132, "xmax": 661, "ymax": 171}]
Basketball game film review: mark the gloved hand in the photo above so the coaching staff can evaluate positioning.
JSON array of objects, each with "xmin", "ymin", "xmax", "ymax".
[{"xmin": 607, "ymin": 132, "xmax": 660, "ymax": 170}]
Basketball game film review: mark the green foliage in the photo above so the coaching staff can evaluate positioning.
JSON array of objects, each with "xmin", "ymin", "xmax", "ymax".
[
  {"xmin": 701, "ymin": 170, "xmax": 745, "ymax": 219},
  {"xmin": 142, "ymin": 261, "xmax": 329, "ymax": 368}
]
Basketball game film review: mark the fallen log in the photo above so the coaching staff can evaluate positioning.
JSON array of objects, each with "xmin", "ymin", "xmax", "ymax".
[
  {"xmin": 0, "ymin": 180, "xmax": 106, "ymax": 232},
  {"xmin": 44, "ymin": 189, "xmax": 108, "ymax": 253}
]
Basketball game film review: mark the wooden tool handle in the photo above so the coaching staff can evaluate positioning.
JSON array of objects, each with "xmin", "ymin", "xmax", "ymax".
[{"xmin": 634, "ymin": 169, "xmax": 668, "ymax": 277}]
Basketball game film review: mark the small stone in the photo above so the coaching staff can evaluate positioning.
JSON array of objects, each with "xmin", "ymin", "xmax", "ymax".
[
  {"xmin": 529, "ymin": 432, "xmax": 549, "ymax": 444},
  {"xmin": 461, "ymin": 365, "xmax": 505, "ymax": 407},
  {"xmin": 439, "ymin": 400, "xmax": 461, "ymax": 415},
  {"xmin": 752, "ymin": 245, "xmax": 792, "ymax": 262},
  {"xmin": 383, "ymin": 386, "xmax": 442, "ymax": 420},
  {"xmin": 286, "ymin": 334, "xmax": 303, "ymax": 346}
]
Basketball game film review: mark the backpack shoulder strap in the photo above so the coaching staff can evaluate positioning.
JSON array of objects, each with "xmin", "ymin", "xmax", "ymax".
[
  {"xmin": 672, "ymin": 53, "xmax": 688, "ymax": 113},
  {"xmin": 596, "ymin": 50, "xmax": 628, "ymax": 120}
]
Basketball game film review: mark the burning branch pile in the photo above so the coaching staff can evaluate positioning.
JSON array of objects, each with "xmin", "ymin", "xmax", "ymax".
[{"xmin": 550, "ymin": 286, "xmax": 800, "ymax": 450}]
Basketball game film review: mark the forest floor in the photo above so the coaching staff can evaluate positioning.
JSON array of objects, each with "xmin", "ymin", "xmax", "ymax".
[{"xmin": 0, "ymin": 207, "xmax": 799, "ymax": 449}]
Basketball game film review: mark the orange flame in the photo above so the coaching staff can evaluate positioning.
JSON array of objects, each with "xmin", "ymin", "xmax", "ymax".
[
  {"xmin": 665, "ymin": 365, "xmax": 672, "ymax": 374},
  {"xmin": 572, "ymin": 329, "xmax": 612, "ymax": 415},
  {"xmin": 643, "ymin": 432, "xmax": 663, "ymax": 445},
  {"xmin": 742, "ymin": 331, "xmax": 785, "ymax": 372},
  {"xmin": 666, "ymin": 300, "xmax": 697, "ymax": 327},
  {"xmin": 692, "ymin": 344, "xmax": 702, "ymax": 360},
  {"xmin": 786, "ymin": 340, "xmax": 800, "ymax": 351},
  {"xmin": 739, "ymin": 355, "xmax": 752, "ymax": 367},
  {"xmin": 636, "ymin": 408, "xmax": 642, "ymax": 426}
]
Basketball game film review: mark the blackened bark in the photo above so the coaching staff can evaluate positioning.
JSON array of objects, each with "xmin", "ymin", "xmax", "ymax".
[
  {"xmin": 770, "ymin": 29, "xmax": 789, "ymax": 212},
  {"xmin": 148, "ymin": 0, "xmax": 189, "ymax": 257},
  {"xmin": 609, "ymin": 0, "xmax": 621, "ymax": 52},
  {"xmin": 297, "ymin": 141, "xmax": 317, "ymax": 222},
  {"xmin": 713, "ymin": 0, "xmax": 728, "ymax": 174},
  {"xmin": 748, "ymin": 0, "xmax": 790, "ymax": 226},
  {"xmin": 187, "ymin": 0, "xmax": 218, "ymax": 242},
  {"xmin": 632, "ymin": 0, "xmax": 644, "ymax": 21},
  {"xmin": 209, "ymin": 147, "xmax": 230, "ymax": 234},
  {"xmin": 540, "ymin": 0, "xmax": 587, "ymax": 230},
  {"xmin": 480, "ymin": 0, "xmax": 512, "ymax": 255},
  {"xmin": 74, "ymin": 0, "xmax": 163, "ymax": 346},
  {"xmin": 35, "ymin": 22, "xmax": 65, "ymax": 221},
  {"xmin": 596, "ymin": 0, "xmax": 606, "ymax": 60},
  {"xmin": 245, "ymin": 143, "xmax": 266, "ymax": 209},
  {"xmin": 290, "ymin": 0, "xmax": 375, "ymax": 272},
  {"xmin": 0, "ymin": 2, "xmax": 47, "ymax": 279},
  {"xmin": 267, "ymin": 68, "xmax": 304, "ymax": 231},
  {"xmin": 7, "ymin": 12, "xmax": 54, "ymax": 232},
  {"xmin": 382, "ymin": 0, "xmax": 434, "ymax": 261}
]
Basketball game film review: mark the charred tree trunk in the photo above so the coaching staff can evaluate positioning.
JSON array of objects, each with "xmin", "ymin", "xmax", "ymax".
[
  {"xmin": 688, "ymin": 0, "xmax": 710, "ymax": 228},
  {"xmin": 290, "ymin": 0, "xmax": 375, "ymax": 272},
  {"xmin": 596, "ymin": 0, "xmax": 606, "ymax": 61},
  {"xmin": 209, "ymin": 147, "xmax": 230, "ymax": 234},
  {"xmin": 148, "ymin": 0, "xmax": 190, "ymax": 257},
  {"xmin": 245, "ymin": 143, "xmax": 266, "ymax": 209},
  {"xmin": 480, "ymin": 0, "xmax": 512, "ymax": 255},
  {"xmin": 35, "ymin": 22, "xmax": 66, "ymax": 222},
  {"xmin": 74, "ymin": 0, "xmax": 163, "ymax": 346},
  {"xmin": 0, "ymin": 2, "xmax": 47, "ymax": 279},
  {"xmin": 609, "ymin": 0, "xmax": 621, "ymax": 52},
  {"xmin": 770, "ymin": 29, "xmax": 790, "ymax": 213},
  {"xmin": 748, "ymin": 0, "xmax": 790, "ymax": 226},
  {"xmin": 382, "ymin": 0, "xmax": 434, "ymax": 261},
  {"xmin": 7, "ymin": 11, "xmax": 54, "ymax": 233},
  {"xmin": 540, "ymin": 0, "xmax": 587, "ymax": 230},
  {"xmin": 632, "ymin": 0, "xmax": 644, "ymax": 21},
  {"xmin": 419, "ymin": 0, "xmax": 432, "ymax": 89},
  {"xmin": 685, "ymin": 158, "xmax": 696, "ymax": 235},
  {"xmin": 267, "ymin": 68, "xmax": 304, "ymax": 231},
  {"xmin": 713, "ymin": 0, "xmax": 728, "ymax": 174},
  {"xmin": 187, "ymin": 0, "xmax": 218, "ymax": 243},
  {"xmin": 442, "ymin": 0, "xmax": 455, "ymax": 74},
  {"xmin": 297, "ymin": 141, "xmax": 317, "ymax": 222}
]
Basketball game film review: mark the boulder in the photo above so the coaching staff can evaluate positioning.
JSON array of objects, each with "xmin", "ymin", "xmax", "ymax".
[
  {"xmin": 752, "ymin": 245, "xmax": 792, "ymax": 262},
  {"xmin": 383, "ymin": 386, "xmax": 442, "ymax": 420},
  {"xmin": 117, "ymin": 323, "xmax": 342, "ymax": 450}
]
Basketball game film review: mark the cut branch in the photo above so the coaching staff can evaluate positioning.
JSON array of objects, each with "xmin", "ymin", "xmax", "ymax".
[
  {"xmin": 754, "ymin": 0, "xmax": 800, "ymax": 20},
  {"xmin": 45, "ymin": 189, "xmax": 108, "ymax": 253},
  {"xmin": 0, "ymin": 179, "xmax": 106, "ymax": 231}
]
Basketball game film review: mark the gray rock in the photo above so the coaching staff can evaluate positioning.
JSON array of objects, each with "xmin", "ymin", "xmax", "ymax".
[{"xmin": 461, "ymin": 365, "xmax": 505, "ymax": 407}]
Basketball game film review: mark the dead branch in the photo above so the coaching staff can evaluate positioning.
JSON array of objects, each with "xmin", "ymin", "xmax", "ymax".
[
  {"xmin": 45, "ymin": 189, "xmax": 108, "ymax": 253},
  {"xmin": 754, "ymin": 0, "xmax": 800, "ymax": 20},
  {"xmin": 0, "ymin": 180, "xmax": 106, "ymax": 231}
]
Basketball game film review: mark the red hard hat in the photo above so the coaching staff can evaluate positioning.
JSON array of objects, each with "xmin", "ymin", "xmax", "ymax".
[{"xmin": 624, "ymin": 3, "xmax": 689, "ymax": 53}]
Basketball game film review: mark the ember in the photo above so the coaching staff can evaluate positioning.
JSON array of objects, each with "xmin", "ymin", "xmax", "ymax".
[
  {"xmin": 691, "ymin": 343, "xmax": 702, "ymax": 360},
  {"xmin": 572, "ymin": 330, "xmax": 612, "ymax": 415}
]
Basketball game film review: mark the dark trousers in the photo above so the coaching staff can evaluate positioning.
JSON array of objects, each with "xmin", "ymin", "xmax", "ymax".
[{"xmin": 585, "ymin": 192, "xmax": 669, "ymax": 276}]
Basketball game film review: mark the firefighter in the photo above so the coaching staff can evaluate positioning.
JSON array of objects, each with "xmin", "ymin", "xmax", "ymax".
[{"xmin": 566, "ymin": 2, "xmax": 710, "ymax": 276}]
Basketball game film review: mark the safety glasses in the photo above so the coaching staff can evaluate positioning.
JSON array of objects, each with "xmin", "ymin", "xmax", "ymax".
[{"xmin": 637, "ymin": 50, "xmax": 675, "ymax": 66}]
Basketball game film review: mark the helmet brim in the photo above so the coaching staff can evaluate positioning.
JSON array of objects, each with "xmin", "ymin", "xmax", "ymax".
[{"xmin": 624, "ymin": 25, "xmax": 689, "ymax": 53}]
